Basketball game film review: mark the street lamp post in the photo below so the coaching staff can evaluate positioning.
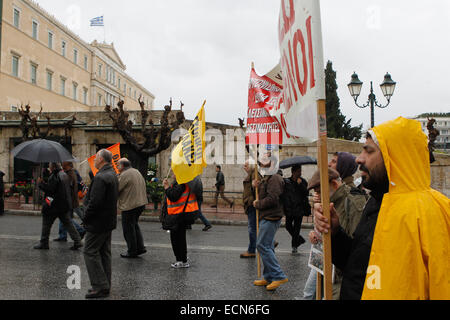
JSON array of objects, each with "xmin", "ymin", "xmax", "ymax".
[{"xmin": 348, "ymin": 72, "xmax": 397, "ymax": 128}]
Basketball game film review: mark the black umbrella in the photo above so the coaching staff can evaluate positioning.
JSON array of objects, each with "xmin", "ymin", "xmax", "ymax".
[
  {"xmin": 279, "ymin": 156, "xmax": 317, "ymax": 169},
  {"xmin": 11, "ymin": 139, "xmax": 77, "ymax": 163}
]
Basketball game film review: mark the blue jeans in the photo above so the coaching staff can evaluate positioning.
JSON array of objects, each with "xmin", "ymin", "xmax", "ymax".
[
  {"xmin": 197, "ymin": 201, "xmax": 211, "ymax": 226},
  {"xmin": 58, "ymin": 208, "xmax": 85, "ymax": 239},
  {"xmin": 303, "ymin": 268, "xmax": 317, "ymax": 300},
  {"xmin": 256, "ymin": 219, "xmax": 286, "ymax": 282},
  {"xmin": 247, "ymin": 206, "xmax": 257, "ymax": 254}
]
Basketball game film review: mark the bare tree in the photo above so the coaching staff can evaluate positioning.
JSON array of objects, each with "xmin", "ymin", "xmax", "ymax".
[
  {"xmin": 18, "ymin": 104, "xmax": 52, "ymax": 141},
  {"xmin": 105, "ymin": 97, "xmax": 185, "ymax": 177}
]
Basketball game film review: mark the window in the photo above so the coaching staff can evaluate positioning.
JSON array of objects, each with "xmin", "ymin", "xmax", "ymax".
[
  {"xmin": 13, "ymin": 8, "xmax": 20, "ymax": 28},
  {"xmin": 83, "ymin": 88, "xmax": 88, "ymax": 105},
  {"xmin": 46, "ymin": 71, "xmax": 53, "ymax": 91},
  {"xmin": 48, "ymin": 32, "xmax": 53, "ymax": 49},
  {"xmin": 118, "ymin": 78, "xmax": 121, "ymax": 89},
  {"xmin": 60, "ymin": 77, "xmax": 66, "ymax": 96},
  {"xmin": 98, "ymin": 94, "xmax": 102, "ymax": 106},
  {"xmin": 30, "ymin": 64, "xmax": 37, "ymax": 85},
  {"xmin": 12, "ymin": 56, "xmax": 19, "ymax": 77},
  {"xmin": 11, "ymin": 106, "xmax": 18, "ymax": 112},
  {"xmin": 73, "ymin": 49, "xmax": 78, "ymax": 64},
  {"xmin": 113, "ymin": 70, "xmax": 115, "ymax": 85},
  {"xmin": 73, "ymin": 82, "xmax": 78, "ymax": 100},
  {"xmin": 32, "ymin": 21, "xmax": 38, "ymax": 39},
  {"xmin": 61, "ymin": 41, "xmax": 66, "ymax": 57},
  {"xmin": 129, "ymin": 87, "xmax": 132, "ymax": 96},
  {"xmin": 84, "ymin": 55, "xmax": 88, "ymax": 70},
  {"xmin": 98, "ymin": 64, "xmax": 102, "ymax": 77},
  {"xmin": 124, "ymin": 83, "xmax": 126, "ymax": 93}
]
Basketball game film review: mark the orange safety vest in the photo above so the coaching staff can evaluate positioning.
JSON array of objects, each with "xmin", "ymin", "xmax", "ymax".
[{"xmin": 167, "ymin": 185, "xmax": 199, "ymax": 215}]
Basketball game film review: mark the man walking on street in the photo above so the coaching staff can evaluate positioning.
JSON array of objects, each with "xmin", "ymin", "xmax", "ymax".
[
  {"xmin": 54, "ymin": 162, "xmax": 86, "ymax": 242},
  {"xmin": 82, "ymin": 149, "xmax": 119, "ymax": 299},
  {"xmin": 252, "ymin": 153, "xmax": 288, "ymax": 291},
  {"xmin": 34, "ymin": 163, "xmax": 82, "ymax": 250},
  {"xmin": 281, "ymin": 164, "xmax": 310, "ymax": 253},
  {"xmin": 240, "ymin": 160, "xmax": 261, "ymax": 258},
  {"xmin": 117, "ymin": 158, "xmax": 148, "ymax": 258},
  {"xmin": 188, "ymin": 176, "xmax": 212, "ymax": 231},
  {"xmin": 211, "ymin": 165, "xmax": 234, "ymax": 208}
]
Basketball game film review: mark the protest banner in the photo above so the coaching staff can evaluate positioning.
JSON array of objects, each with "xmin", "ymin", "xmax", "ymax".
[
  {"xmin": 171, "ymin": 102, "xmax": 207, "ymax": 184},
  {"xmin": 278, "ymin": 0, "xmax": 332, "ymax": 299},
  {"xmin": 88, "ymin": 143, "xmax": 121, "ymax": 176}
]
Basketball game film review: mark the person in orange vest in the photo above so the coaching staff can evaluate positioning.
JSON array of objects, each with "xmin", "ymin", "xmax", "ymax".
[{"xmin": 162, "ymin": 172, "xmax": 200, "ymax": 268}]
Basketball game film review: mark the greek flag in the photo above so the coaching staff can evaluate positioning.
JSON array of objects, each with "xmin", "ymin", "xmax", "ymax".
[{"xmin": 90, "ymin": 16, "xmax": 104, "ymax": 27}]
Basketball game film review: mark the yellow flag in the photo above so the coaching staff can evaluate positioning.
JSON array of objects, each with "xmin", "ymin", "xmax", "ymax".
[{"xmin": 171, "ymin": 101, "xmax": 207, "ymax": 184}]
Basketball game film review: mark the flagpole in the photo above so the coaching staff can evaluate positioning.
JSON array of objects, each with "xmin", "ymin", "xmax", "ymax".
[
  {"xmin": 254, "ymin": 146, "xmax": 261, "ymax": 279},
  {"xmin": 316, "ymin": 273, "xmax": 322, "ymax": 300},
  {"xmin": 250, "ymin": 62, "xmax": 262, "ymax": 279},
  {"xmin": 316, "ymin": 99, "xmax": 333, "ymax": 300}
]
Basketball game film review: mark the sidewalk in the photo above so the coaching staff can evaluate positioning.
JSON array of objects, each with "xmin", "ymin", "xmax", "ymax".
[{"xmin": 3, "ymin": 195, "xmax": 314, "ymax": 228}]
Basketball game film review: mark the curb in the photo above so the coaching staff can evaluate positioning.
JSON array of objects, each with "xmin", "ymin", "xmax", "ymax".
[{"xmin": 3, "ymin": 209, "xmax": 314, "ymax": 229}]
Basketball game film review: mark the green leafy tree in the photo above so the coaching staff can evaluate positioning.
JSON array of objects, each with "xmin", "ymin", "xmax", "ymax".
[{"xmin": 325, "ymin": 61, "xmax": 362, "ymax": 141}]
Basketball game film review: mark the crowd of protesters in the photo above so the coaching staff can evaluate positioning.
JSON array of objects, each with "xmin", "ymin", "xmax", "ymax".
[
  {"xmin": 239, "ymin": 117, "xmax": 449, "ymax": 299},
  {"xmin": 5, "ymin": 116, "xmax": 448, "ymax": 300}
]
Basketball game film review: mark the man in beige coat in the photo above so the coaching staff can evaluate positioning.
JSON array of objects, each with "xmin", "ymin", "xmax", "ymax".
[{"xmin": 117, "ymin": 158, "xmax": 148, "ymax": 258}]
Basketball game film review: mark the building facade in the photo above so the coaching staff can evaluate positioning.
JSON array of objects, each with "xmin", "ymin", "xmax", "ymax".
[
  {"xmin": 0, "ymin": 0, "xmax": 154, "ymax": 112},
  {"xmin": 416, "ymin": 117, "xmax": 450, "ymax": 151},
  {"xmin": 1, "ymin": 110, "xmax": 449, "ymax": 200}
]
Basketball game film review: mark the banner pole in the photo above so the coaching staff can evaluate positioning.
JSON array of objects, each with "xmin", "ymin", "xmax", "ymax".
[
  {"xmin": 254, "ymin": 145, "xmax": 261, "ymax": 279},
  {"xmin": 316, "ymin": 273, "xmax": 322, "ymax": 300},
  {"xmin": 316, "ymin": 99, "xmax": 333, "ymax": 300}
]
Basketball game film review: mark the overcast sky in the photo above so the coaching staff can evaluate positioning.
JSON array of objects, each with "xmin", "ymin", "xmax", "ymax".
[{"xmin": 35, "ymin": 0, "xmax": 450, "ymax": 131}]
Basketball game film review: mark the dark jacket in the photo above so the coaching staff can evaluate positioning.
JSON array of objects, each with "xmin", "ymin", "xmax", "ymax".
[
  {"xmin": 242, "ymin": 170, "xmax": 262, "ymax": 213},
  {"xmin": 39, "ymin": 169, "xmax": 72, "ymax": 216},
  {"xmin": 215, "ymin": 171, "xmax": 225, "ymax": 188},
  {"xmin": 65, "ymin": 168, "xmax": 79, "ymax": 209},
  {"xmin": 82, "ymin": 164, "xmax": 119, "ymax": 234},
  {"xmin": 254, "ymin": 174, "xmax": 285, "ymax": 221},
  {"xmin": 281, "ymin": 176, "xmax": 310, "ymax": 217},
  {"xmin": 161, "ymin": 182, "xmax": 198, "ymax": 230},
  {"xmin": 331, "ymin": 191, "xmax": 383, "ymax": 300},
  {"xmin": 188, "ymin": 176, "xmax": 203, "ymax": 203}
]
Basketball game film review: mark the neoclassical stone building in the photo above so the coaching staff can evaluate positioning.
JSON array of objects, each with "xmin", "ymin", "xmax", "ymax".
[
  {"xmin": 0, "ymin": 0, "xmax": 154, "ymax": 112},
  {"xmin": 1, "ymin": 110, "xmax": 449, "ymax": 199}
]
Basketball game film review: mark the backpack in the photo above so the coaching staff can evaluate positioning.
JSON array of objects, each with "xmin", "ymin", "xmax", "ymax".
[{"xmin": 342, "ymin": 187, "xmax": 368, "ymax": 236}]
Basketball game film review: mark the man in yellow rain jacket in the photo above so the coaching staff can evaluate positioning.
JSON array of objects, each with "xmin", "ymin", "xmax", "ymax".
[{"xmin": 314, "ymin": 117, "xmax": 449, "ymax": 300}]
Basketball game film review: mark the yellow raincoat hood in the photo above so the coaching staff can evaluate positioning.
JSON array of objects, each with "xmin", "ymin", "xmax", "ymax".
[{"xmin": 361, "ymin": 117, "xmax": 450, "ymax": 300}]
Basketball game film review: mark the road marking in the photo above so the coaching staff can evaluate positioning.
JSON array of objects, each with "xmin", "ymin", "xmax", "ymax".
[{"xmin": 0, "ymin": 234, "xmax": 310, "ymax": 254}]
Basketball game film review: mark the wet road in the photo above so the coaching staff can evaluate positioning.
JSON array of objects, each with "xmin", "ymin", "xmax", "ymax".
[{"xmin": 0, "ymin": 214, "xmax": 313, "ymax": 300}]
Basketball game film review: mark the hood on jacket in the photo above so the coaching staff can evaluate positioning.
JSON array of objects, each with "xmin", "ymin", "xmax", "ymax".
[
  {"xmin": 370, "ymin": 117, "xmax": 430, "ymax": 194},
  {"xmin": 361, "ymin": 117, "xmax": 450, "ymax": 300}
]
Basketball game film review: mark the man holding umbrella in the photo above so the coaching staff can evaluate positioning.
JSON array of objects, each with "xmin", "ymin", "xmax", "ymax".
[
  {"xmin": 11, "ymin": 139, "xmax": 83, "ymax": 250},
  {"xmin": 281, "ymin": 164, "xmax": 311, "ymax": 253},
  {"xmin": 279, "ymin": 156, "xmax": 316, "ymax": 253},
  {"xmin": 34, "ymin": 163, "xmax": 82, "ymax": 250}
]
